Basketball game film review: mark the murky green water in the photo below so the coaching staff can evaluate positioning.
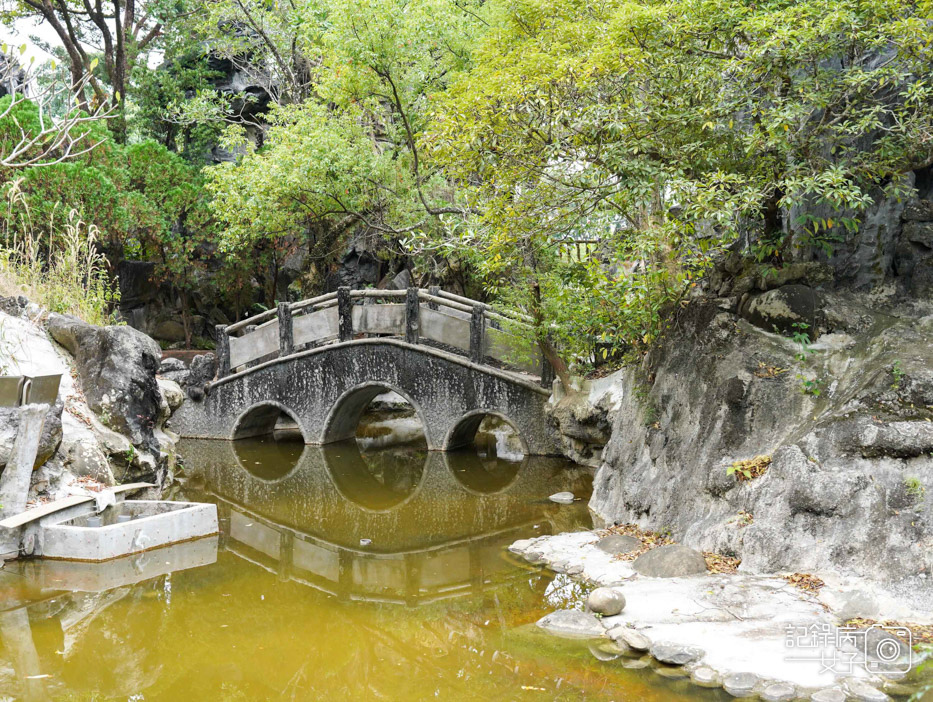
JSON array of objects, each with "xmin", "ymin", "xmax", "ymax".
[{"xmin": 0, "ymin": 435, "xmax": 726, "ymax": 701}]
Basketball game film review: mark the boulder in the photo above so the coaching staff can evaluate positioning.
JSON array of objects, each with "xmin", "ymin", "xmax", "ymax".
[
  {"xmin": 158, "ymin": 378, "xmax": 185, "ymax": 413},
  {"xmin": 649, "ymin": 641, "xmax": 704, "ymax": 665},
  {"xmin": 0, "ymin": 401, "xmax": 63, "ymax": 470},
  {"xmin": 535, "ymin": 610, "xmax": 605, "ymax": 639},
  {"xmin": 151, "ymin": 318, "xmax": 186, "ymax": 343},
  {"xmin": 633, "ymin": 545, "xmax": 708, "ymax": 578},
  {"xmin": 48, "ymin": 313, "xmax": 162, "ymax": 452},
  {"xmin": 186, "ymin": 353, "xmax": 217, "ymax": 399},
  {"xmin": 586, "ymin": 587, "xmax": 626, "ymax": 616},
  {"xmin": 595, "ymin": 534, "xmax": 642, "ymax": 555},
  {"xmin": 739, "ymin": 284, "xmax": 823, "ymax": 337}
]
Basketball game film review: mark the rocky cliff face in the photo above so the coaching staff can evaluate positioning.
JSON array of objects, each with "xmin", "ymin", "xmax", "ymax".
[
  {"xmin": 0, "ymin": 300, "xmax": 181, "ymax": 500},
  {"xmin": 578, "ymin": 172, "xmax": 933, "ymax": 593}
]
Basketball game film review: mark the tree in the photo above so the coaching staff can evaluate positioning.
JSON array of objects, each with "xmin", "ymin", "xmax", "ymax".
[
  {"xmin": 2, "ymin": 0, "xmax": 169, "ymax": 141},
  {"xmin": 424, "ymin": 0, "xmax": 933, "ymax": 364}
]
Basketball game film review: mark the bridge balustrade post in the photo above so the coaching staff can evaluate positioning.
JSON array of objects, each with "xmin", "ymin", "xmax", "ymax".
[
  {"xmin": 427, "ymin": 285, "xmax": 439, "ymax": 310},
  {"xmin": 470, "ymin": 305, "xmax": 485, "ymax": 364},
  {"xmin": 338, "ymin": 286, "xmax": 353, "ymax": 342},
  {"xmin": 405, "ymin": 287, "xmax": 420, "ymax": 344},
  {"xmin": 277, "ymin": 302, "xmax": 294, "ymax": 357},
  {"xmin": 215, "ymin": 325, "xmax": 230, "ymax": 378}
]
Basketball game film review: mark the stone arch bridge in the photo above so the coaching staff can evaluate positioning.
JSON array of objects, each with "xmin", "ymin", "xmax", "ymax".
[{"xmin": 171, "ymin": 288, "xmax": 559, "ymax": 455}]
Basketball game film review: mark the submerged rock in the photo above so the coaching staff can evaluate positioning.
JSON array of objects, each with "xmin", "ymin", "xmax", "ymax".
[
  {"xmin": 586, "ymin": 587, "xmax": 626, "ymax": 616},
  {"xmin": 535, "ymin": 610, "xmax": 604, "ymax": 639},
  {"xmin": 760, "ymin": 682, "xmax": 796, "ymax": 701},
  {"xmin": 632, "ymin": 544, "xmax": 707, "ymax": 578}
]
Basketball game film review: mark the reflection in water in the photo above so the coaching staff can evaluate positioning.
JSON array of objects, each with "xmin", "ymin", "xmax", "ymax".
[
  {"xmin": 447, "ymin": 449, "xmax": 522, "ymax": 494},
  {"xmin": 323, "ymin": 440, "xmax": 426, "ymax": 510},
  {"xmin": 233, "ymin": 436, "xmax": 305, "ymax": 480},
  {"xmin": 0, "ymin": 440, "xmax": 720, "ymax": 701}
]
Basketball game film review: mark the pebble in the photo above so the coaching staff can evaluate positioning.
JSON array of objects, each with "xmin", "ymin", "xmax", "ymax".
[
  {"xmin": 723, "ymin": 672, "xmax": 759, "ymax": 697},
  {"xmin": 649, "ymin": 641, "xmax": 704, "ymax": 666},
  {"xmin": 549, "ymin": 492, "xmax": 575, "ymax": 504},
  {"xmin": 760, "ymin": 682, "xmax": 796, "ymax": 701}
]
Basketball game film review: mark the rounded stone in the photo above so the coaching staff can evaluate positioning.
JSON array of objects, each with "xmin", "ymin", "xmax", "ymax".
[
  {"xmin": 649, "ymin": 641, "xmax": 704, "ymax": 666},
  {"xmin": 586, "ymin": 587, "xmax": 626, "ymax": 616},
  {"xmin": 609, "ymin": 627, "xmax": 651, "ymax": 652},
  {"xmin": 690, "ymin": 666, "xmax": 721, "ymax": 688},
  {"xmin": 810, "ymin": 688, "xmax": 847, "ymax": 702},
  {"xmin": 723, "ymin": 672, "xmax": 759, "ymax": 697},
  {"xmin": 633, "ymin": 544, "xmax": 708, "ymax": 578},
  {"xmin": 595, "ymin": 534, "xmax": 642, "ymax": 555},
  {"xmin": 549, "ymin": 492, "xmax": 575, "ymax": 504},
  {"xmin": 761, "ymin": 682, "xmax": 796, "ymax": 702}
]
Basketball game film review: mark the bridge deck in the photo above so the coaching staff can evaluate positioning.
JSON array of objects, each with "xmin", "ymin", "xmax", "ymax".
[{"xmin": 214, "ymin": 288, "xmax": 554, "ymax": 389}]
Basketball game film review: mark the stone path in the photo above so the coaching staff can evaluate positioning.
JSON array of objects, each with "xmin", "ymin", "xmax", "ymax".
[{"xmin": 509, "ymin": 531, "xmax": 929, "ymax": 700}]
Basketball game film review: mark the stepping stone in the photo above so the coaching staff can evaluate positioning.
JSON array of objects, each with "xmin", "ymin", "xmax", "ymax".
[
  {"xmin": 723, "ymin": 672, "xmax": 759, "ymax": 697},
  {"xmin": 619, "ymin": 656, "xmax": 651, "ymax": 669},
  {"xmin": 549, "ymin": 492, "xmax": 575, "ymax": 504},
  {"xmin": 655, "ymin": 665, "xmax": 689, "ymax": 679},
  {"xmin": 761, "ymin": 682, "xmax": 796, "ymax": 701},
  {"xmin": 535, "ymin": 609, "xmax": 605, "ymax": 639},
  {"xmin": 649, "ymin": 641, "xmax": 704, "ymax": 665},
  {"xmin": 810, "ymin": 688, "xmax": 846, "ymax": 702},
  {"xmin": 587, "ymin": 587, "xmax": 626, "ymax": 616},
  {"xmin": 633, "ymin": 544, "xmax": 708, "ymax": 577},
  {"xmin": 595, "ymin": 534, "xmax": 642, "ymax": 555},
  {"xmin": 845, "ymin": 679, "xmax": 890, "ymax": 702},
  {"xmin": 690, "ymin": 667, "xmax": 720, "ymax": 688},
  {"xmin": 608, "ymin": 627, "xmax": 651, "ymax": 652}
]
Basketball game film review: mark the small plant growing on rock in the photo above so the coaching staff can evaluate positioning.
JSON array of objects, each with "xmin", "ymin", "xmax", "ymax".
[
  {"xmin": 797, "ymin": 374, "xmax": 823, "ymax": 397},
  {"xmin": 790, "ymin": 322, "xmax": 814, "ymax": 361},
  {"xmin": 728, "ymin": 510, "xmax": 754, "ymax": 527},
  {"xmin": 727, "ymin": 455, "xmax": 771, "ymax": 481},
  {"xmin": 891, "ymin": 360, "xmax": 905, "ymax": 390},
  {"xmin": 906, "ymin": 476, "xmax": 926, "ymax": 502}
]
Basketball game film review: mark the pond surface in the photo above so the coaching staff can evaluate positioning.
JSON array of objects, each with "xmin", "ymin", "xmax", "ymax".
[{"xmin": 0, "ymin": 437, "xmax": 727, "ymax": 701}]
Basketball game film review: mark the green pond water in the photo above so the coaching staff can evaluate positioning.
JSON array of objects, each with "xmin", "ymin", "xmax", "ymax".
[{"xmin": 0, "ymin": 429, "xmax": 730, "ymax": 701}]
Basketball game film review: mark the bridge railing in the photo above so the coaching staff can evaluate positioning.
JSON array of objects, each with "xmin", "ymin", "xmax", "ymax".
[{"xmin": 215, "ymin": 287, "xmax": 554, "ymax": 387}]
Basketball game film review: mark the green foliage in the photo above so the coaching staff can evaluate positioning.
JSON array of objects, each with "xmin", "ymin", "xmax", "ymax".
[
  {"xmin": 891, "ymin": 360, "xmax": 906, "ymax": 390},
  {"xmin": 423, "ymin": 0, "xmax": 933, "ymax": 362},
  {"xmin": 905, "ymin": 476, "xmax": 926, "ymax": 501},
  {"xmin": 797, "ymin": 374, "xmax": 824, "ymax": 397}
]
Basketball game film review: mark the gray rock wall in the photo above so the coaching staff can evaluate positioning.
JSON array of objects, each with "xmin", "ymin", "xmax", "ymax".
[{"xmin": 589, "ymin": 296, "xmax": 933, "ymax": 585}]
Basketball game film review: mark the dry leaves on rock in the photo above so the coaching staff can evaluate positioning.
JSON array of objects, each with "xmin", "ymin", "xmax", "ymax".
[
  {"xmin": 705, "ymin": 553, "xmax": 741, "ymax": 574},
  {"xmin": 599, "ymin": 523, "xmax": 673, "ymax": 561},
  {"xmin": 728, "ymin": 454, "xmax": 772, "ymax": 481},
  {"xmin": 844, "ymin": 618, "xmax": 933, "ymax": 646},
  {"xmin": 782, "ymin": 572, "xmax": 825, "ymax": 592}
]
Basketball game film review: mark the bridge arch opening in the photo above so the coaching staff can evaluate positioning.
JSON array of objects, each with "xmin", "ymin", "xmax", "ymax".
[
  {"xmin": 322, "ymin": 383, "xmax": 428, "ymax": 450},
  {"xmin": 322, "ymin": 439, "xmax": 427, "ymax": 511},
  {"xmin": 231, "ymin": 402, "xmax": 307, "ymax": 480},
  {"xmin": 445, "ymin": 411, "xmax": 527, "ymax": 460}
]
